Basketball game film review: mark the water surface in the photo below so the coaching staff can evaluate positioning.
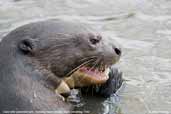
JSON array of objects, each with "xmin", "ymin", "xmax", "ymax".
[{"xmin": 0, "ymin": 0, "xmax": 171, "ymax": 114}]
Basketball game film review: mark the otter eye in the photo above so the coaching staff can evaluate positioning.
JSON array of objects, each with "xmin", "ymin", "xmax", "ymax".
[
  {"xmin": 90, "ymin": 38, "xmax": 99, "ymax": 45},
  {"xmin": 89, "ymin": 35, "xmax": 102, "ymax": 45}
]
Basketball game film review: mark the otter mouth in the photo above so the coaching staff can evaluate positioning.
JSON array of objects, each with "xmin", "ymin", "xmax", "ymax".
[
  {"xmin": 68, "ymin": 63, "xmax": 110, "ymax": 85},
  {"xmin": 77, "ymin": 66, "xmax": 109, "ymax": 84},
  {"xmin": 65, "ymin": 57, "xmax": 114, "ymax": 85}
]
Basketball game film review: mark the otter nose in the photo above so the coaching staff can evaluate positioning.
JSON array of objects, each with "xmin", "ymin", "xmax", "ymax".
[{"xmin": 113, "ymin": 47, "xmax": 121, "ymax": 56}]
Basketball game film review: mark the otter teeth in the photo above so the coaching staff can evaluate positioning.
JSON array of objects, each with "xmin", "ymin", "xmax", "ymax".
[{"xmin": 105, "ymin": 68, "xmax": 110, "ymax": 76}]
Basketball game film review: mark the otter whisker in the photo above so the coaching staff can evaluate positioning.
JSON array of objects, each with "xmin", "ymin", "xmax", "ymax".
[
  {"xmin": 78, "ymin": 58, "xmax": 101, "ymax": 84},
  {"xmin": 87, "ymin": 58, "xmax": 101, "ymax": 73},
  {"xmin": 79, "ymin": 56, "xmax": 98, "ymax": 62},
  {"xmin": 65, "ymin": 58, "xmax": 96, "ymax": 77}
]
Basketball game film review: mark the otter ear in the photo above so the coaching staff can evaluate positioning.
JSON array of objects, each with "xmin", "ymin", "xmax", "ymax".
[{"xmin": 18, "ymin": 38, "xmax": 36, "ymax": 55}]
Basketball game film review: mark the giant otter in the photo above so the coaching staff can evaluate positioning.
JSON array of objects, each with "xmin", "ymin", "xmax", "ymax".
[{"xmin": 0, "ymin": 20, "xmax": 122, "ymax": 111}]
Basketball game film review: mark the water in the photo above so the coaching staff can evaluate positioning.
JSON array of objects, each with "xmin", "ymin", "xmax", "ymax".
[{"xmin": 0, "ymin": 0, "xmax": 171, "ymax": 114}]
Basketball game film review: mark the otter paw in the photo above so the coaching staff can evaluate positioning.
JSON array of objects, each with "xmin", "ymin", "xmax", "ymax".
[{"xmin": 98, "ymin": 66, "xmax": 123, "ymax": 98}]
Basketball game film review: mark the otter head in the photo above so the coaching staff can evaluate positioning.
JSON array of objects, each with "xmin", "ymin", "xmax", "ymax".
[{"xmin": 17, "ymin": 21, "xmax": 121, "ymax": 82}]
